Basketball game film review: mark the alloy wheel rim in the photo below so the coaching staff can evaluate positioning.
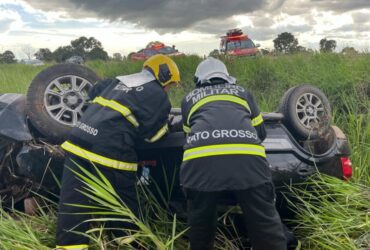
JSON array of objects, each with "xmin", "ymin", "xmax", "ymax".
[
  {"xmin": 43, "ymin": 75, "xmax": 92, "ymax": 127},
  {"xmin": 296, "ymin": 93, "xmax": 325, "ymax": 128}
]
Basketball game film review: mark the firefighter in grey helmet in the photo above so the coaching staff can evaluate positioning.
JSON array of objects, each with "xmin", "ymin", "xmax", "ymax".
[{"xmin": 180, "ymin": 57, "xmax": 287, "ymax": 250}]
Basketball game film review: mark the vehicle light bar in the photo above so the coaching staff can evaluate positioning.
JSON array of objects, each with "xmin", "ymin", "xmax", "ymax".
[
  {"xmin": 227, "ymin": 35, "xmax": 248, "ymax": 40},
  {"xmin": 340, "ymin": 157, "xmax": 352, "ymax": 180}
]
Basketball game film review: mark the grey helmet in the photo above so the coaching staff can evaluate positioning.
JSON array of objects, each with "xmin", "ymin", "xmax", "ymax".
[{"xmin": 194, "ymin": 57, "xmax": 236, "ymax": 86}]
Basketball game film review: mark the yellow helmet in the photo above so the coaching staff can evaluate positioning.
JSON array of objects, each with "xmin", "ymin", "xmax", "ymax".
[{"xmin": 143, "ymin": 54, "xmax": 180, "ymax": 87}]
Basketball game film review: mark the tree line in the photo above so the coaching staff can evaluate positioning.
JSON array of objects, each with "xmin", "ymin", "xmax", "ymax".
[
  {"xmin": 0, "ymin": 33, "xmax": 363, "ymax": 64},
  {"xmin": 271, "ymin": 32, "xmax": 358, "ymax": 55},
  {"xmin": 0, "ymin": 36, "xmax": 109, "ymax": 64}
]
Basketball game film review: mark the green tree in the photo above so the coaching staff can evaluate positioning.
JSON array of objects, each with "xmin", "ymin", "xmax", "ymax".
[
  {"xmin": 71, "ymin": 37, "xmax": 102, "ymax": 52},
  {"xmin": 113, "ymin": 52, "xmax": 123, "ymax": 61},
  {"xmin": 0, "ymin": 50, "xmax": 16, "ymax": 64},
  {"xmin": 320, "ymin": 38, "xmax": 337, "ymax": 53},
  {"xmin": 208, "ymin": 49, "xmax": 220, "ymax": 57},
  {"xmin": 70, "ymin": 36, "xmax": 108, "ymax": 60},
  {"xmin": 273, "ymin": 32, "xmax": 298, "ymax": 53},
  {"xmin": 53, "ymin": 45, "xmax": 75, "ymax": 62},
  {"xmin": 296, "ymin": 46, "xmax": 305, "ymax": 52},
  {"xmin": 34, "ymin": 48, "xmax": 53, "ymax": 61},
  {"xmin": 52, "ymin": 36, "xmax": 108, "ymax": 62},
  {"xmin": 341, "ymin": 47, "xmax": 358, "ymax": 55},
  {"xmin": 88, "ymin": 47, "xmax": 108, "ymax": 60}
]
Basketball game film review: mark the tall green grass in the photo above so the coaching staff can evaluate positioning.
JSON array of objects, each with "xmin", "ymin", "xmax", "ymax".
[
  {"xmin": 0, "ymin": 64, "xmax": 49, "ymax": 93},
  {"xmin": 0, "ymin": 53, "xmax": 369, "ymax": 249},
  {"xmin": 288, "ymin": 175, "xmax": 370, "ymax": 250},
  {"xmin": 0, "ymin": 163, "xmax": 241, "ymax": 249},
  {"xmin": 1, "ymin": 54, "xmax": 369, "ymax": 119},
  {"xmin": 0, "ymin": 201, "xmax": 56, "ymax": 249},
  {"xmin": 333, "ymin": 89, "xmax": 370, "ymax": 184},
  {"xmin": 2, "ymin": 53, "xmax": 370, "ymax": 108}
]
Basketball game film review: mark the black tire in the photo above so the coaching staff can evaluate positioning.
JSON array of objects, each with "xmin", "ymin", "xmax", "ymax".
[
  {"xmin": 279, "ymin": 84, "xmax": 331, "ymax": 140},
  {"xmin": 277, "ymin": 86, "xmax": 296, "ymax": 112},
  {"xmin": 26, "ymin": 64, "xmax": 101, "ymax": 143}
]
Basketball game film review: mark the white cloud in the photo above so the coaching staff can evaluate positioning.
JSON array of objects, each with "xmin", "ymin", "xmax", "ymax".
[
  {"xmin": 0, "ymin": 8, "xmax": 23, "ymax": 33},
  {"xmin": 0, "ymin": 0, "xmax": 370, "ymax": 58}
]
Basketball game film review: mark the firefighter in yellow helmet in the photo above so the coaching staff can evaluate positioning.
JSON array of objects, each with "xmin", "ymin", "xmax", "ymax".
[{"xmin": 56, "ymin": 54, "xmax": 180, "ymax": 249}]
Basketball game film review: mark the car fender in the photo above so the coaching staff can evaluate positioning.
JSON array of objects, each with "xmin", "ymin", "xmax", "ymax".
[{"xmin": 0, "ymin": 94, "xmax": 32, "ymax": 142}]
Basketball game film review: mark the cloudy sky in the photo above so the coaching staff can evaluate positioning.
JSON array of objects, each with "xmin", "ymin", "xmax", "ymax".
[{"xmin": 1, "ymin": 0, "xmax": 370, "ymax": 58}]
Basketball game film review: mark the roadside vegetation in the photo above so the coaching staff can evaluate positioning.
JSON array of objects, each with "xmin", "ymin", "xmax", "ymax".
[{"xmin": 0, "ymin": 53, "xmax": 369, "ymax": 249}]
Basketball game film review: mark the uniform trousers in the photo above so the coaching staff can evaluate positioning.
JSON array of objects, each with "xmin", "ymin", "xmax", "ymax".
[
  {"xmin": 185, "ymin": 182, "xmax": 287, "ymax": 250},
  {"xmin": 56, "ymin": 153, "xmax": 139, "ymax": 247}
]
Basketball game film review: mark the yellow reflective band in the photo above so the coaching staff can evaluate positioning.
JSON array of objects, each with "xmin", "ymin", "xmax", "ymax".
[
  {"xmin": 183, "ymin": 144, "xmax": 266, "ymax": 161},
  {"xmin": 92, "ymin": 96, "xmax": 139, "ymax": 127},
  {"xmin": 61, "ymin": 141, "xmax": 137, "ymax": 171},
  {"xmin": 187, "ymin": 95, "xmax": 250, "ymax": 125},
  {"xmin": 183, "ymin": 124, "xmax": 191, "ymax": 133},
  {"xmin": 56, "ymin": 244, "xmax": 89, "ymax": 250},
  {"xmin": 145, "ymin": 124, "xmax": 168, "ymax": 143},
  {"xmin": 251, "ymin": 114, "xmax": 264, "ymax": 126}
]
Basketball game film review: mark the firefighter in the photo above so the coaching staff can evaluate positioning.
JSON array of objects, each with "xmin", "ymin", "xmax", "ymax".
[
  {"xmin": 56, "ymin": 54, "xmax": 180, "ymax": 250},
  {"xmin": 181, "ymin": 57, "xmax": 287, "ymax": 250}
]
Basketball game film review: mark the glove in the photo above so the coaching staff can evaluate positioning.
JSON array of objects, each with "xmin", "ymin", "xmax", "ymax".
[{"xmin": 168, "ymin": 115, "xmax": 183, "ymax": 132}]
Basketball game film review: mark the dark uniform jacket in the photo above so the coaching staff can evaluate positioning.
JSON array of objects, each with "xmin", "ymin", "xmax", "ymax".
[
  {"xmin": 61, "ymin": 75, "xmax": 171, "ymax": 172},
  {"xmin": 180, "ymin": 82, "xmax": 272, "ymax": 191}
]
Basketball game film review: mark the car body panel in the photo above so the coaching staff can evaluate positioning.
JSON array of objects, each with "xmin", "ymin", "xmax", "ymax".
[
  {"xmin": 226, "ymin": 46, "xmax": 260, "ymax": 57},
  {"xmin": 137, "ymin": 115, "xmax": 350, "ymax": 187},
  {"xmin": 0, "ymin": 94, "xmax": 33, "ymax": 143}
]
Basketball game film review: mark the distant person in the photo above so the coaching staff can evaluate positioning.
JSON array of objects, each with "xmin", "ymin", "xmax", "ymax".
[
  {"xmin": 180, "ymin": 57, "xmax": 287, "ymax": 250},
  {"xmin": 56, "ymin": 54, "xmax": 180, "ymax": 250}
]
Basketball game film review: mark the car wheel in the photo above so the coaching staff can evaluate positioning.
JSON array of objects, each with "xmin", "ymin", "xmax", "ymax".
[
  {"xmin": 26, "ymin": 64, "xmax": 101, "ymax": 143},
  {"xmin": 279, "ymin": 84, "xmax": 332, "ymax": 140}
]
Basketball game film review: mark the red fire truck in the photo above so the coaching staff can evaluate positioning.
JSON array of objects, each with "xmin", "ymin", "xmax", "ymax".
[
  {"xmin": 128, "ymin": 41, "xmax": 184, "ymax": 61},
  {"xmin": 220, "ymin": 29, "xmax": 260, "ymax": 57}
]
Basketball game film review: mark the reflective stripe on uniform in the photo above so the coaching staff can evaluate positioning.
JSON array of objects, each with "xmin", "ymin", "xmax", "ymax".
[
  {"xmin": 251, "ymin": 114, "xmax": 263, "ymax": 126},
  {"xmin": 56, "ymin": 244, "xmax": 89, "ymax": 250},
  {"xmin": 186, "ymin": 94, "xmax": 251, "ymax": 125},
  {"xmin": 92, "ymin": 96, "xmax": 139, "ymax": 127},
  {"xmin": 61, "ymin": 141, "xmax": 137, "ymax": 171},
  {"xmin": 145, "ymin": 123, "xmax": 168, "ymax": 143},
  {"xmin": 183, "ymin": 143, "xmax": 266, "ymax": 161},
  {"xmin": 183, "ymin": 124, "xmax": 191, "ymax": 133}
]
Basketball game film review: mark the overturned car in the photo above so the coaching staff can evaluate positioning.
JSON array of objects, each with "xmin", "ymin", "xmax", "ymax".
[{"xmin": 0, "ymin": 64, "xmax": 352, "ymax": 216}]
